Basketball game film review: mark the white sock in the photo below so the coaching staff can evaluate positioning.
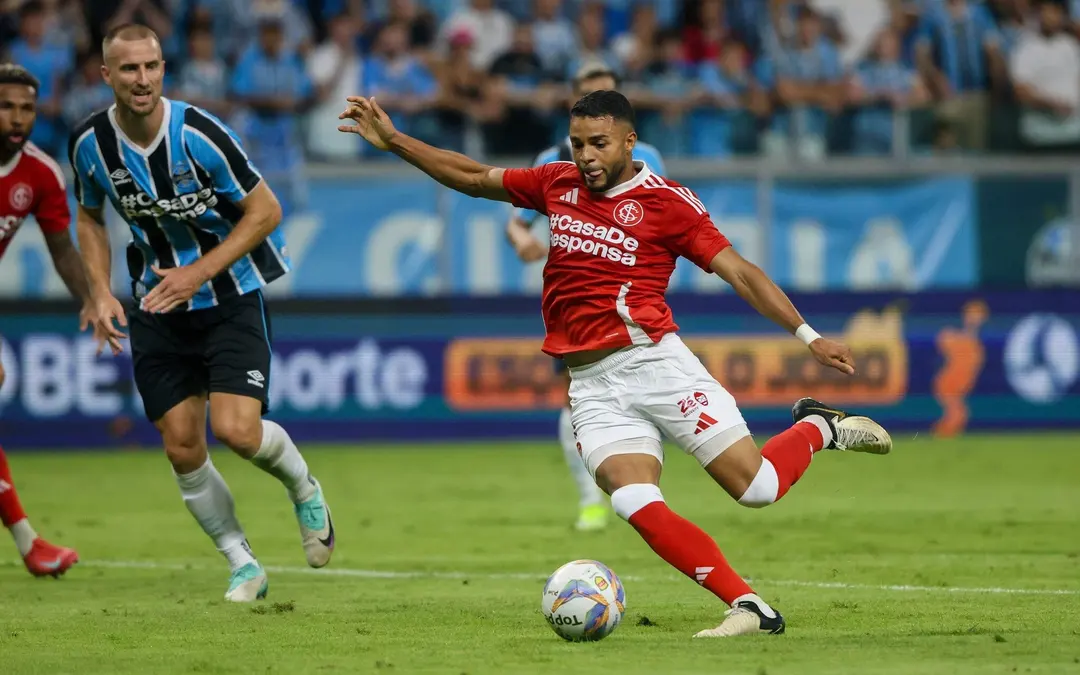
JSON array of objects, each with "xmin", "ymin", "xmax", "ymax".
[
  {"xmin": 800, "ymin": 415, "xmax": 834, "ymax": 448},
  {"xmin": 9, "ymin": 519, "xmax": 37, "ymax": 557},
  {"xmin": 737, "ymin": 458, "xmax": 780, "ymax": 508},
  {"xmin": 732, "ymin": 592, "xmax": 778, "ymax": 618},
  {"xmin": 175, "ymin": 458, "xmax": 255, "ymax": 572},
  {"xmin": 251, "ymin": 420, "xmax": 316, "ymax": 504},
  {"xmin": 558, "ymin": 407, "xmax": 604, "ymax": 508}
]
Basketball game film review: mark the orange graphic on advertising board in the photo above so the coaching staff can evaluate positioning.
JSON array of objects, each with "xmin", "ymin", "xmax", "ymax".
[
  {"xmin": 932, "ymin": 300, "xmax": 989, "ymax": 438},
  {"xmin": 444, "ymin": 307, "xmax": 908, "ymax": 412}
]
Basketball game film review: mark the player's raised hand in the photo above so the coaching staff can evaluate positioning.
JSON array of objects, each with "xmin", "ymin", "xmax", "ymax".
[
  {"xmin": 92, "ymin": 294, "xmax": 128, "ymax": 356},
  {"xmin": 142, "ymin": 265, "xmax": 208, "ymax": 314},
  {"xmin": 337, "ymin": 96, "xmax": 396, "ymax": 151},
  {"xmin": 808, "ymin": 337, "xmax": 856, "ymax": 375}
]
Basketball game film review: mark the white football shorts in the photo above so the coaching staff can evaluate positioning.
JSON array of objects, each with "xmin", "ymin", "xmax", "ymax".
[{"xmin": 567, "ymin": 333, "xmax": 750, "ymax": 477}]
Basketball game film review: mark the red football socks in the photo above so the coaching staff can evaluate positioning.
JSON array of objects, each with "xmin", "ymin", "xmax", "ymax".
[
  {"xmin": 0, "ymin": 446, "xmax": 28, "ymax": 527},
  {"xmin": 627, "ymin": 501, "xmax": 753, "ymax": 605},
  {"xmin": 760, "ymin": 420, "xmax": 826, "ymax": 501}
]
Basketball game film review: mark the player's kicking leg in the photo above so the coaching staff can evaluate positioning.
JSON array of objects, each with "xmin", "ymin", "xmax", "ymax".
[
  {"xmin": 684, "ymin": 399, "xmax": 890, "ymax": 637},
  {"xmin": 575, "ymin": 335, "xmax": 892, "ymax": 638},
  {"xmin": 206, "ymin": 292, "xmax": 334, "ymax": 570},
  {"xmin": 0, "ymin": 446, "xmax": 79, "ymax": 577}
]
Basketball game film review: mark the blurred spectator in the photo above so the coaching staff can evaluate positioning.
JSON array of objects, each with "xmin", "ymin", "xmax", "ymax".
[
  {"xmin": 61, "ymin": 51, "xmax": 114, "ymax": 127},
  {"xmin": 431, "ymin": 29, "xmax": 490, "ymax": 152},
  {"xmin": 201, "ymin": 0, "xmax": 313, "ymax": 64},
  {"xmin": 681, "ymin": 0, "xmax": 728, "ymax": 64},
  {"xmin": 363, "ymin": 22, "xmax": 439, "ymax": 145},
  {"xmin": 363, "ymin": 0, "xmax": 437, "ymax": 54},
  {"xmin": 849, "ymin": 27, "xmax": 930, "ymax": 154},
  {"xmin": 1010, "ymin": 0, "xmax": 1080, "ymax": 148},
  {"xmin": 438, "ymin": 0, "xmax": 514, "ymax": 71},
  {"xmin": 230, "ymin": 16, "xmax": 314, "ymax": 215},
  {"xmin": 174, "ymin": 24, "xmax": 230, "ymax": 120},
  {"xmin": 486, "ymin": 22, "xmax": 558, "ymax": 155},
  {"xmin": 811, "ymin": 0, "xmax": 888, "ymax": 67},
  {"xmin": 307, "ymin": 12, "xmax": 365, "ymax": 161},
  {"xmin": 612, "ymin": 4, "xmax": 659, "ymax": 75},
  {"xmin": 887, "ymin": 0, "xmax": 925, "ymax": 66},
  {"xmin": 916, "ymin": 0, "xmax": 1004, "ymax": 150},
  {"xmin": 630, "ymin": 29, "xmax": 697, "ymax": 156},
  {"xmin": 691, "ymin": 40, "xmax": 768, "ymax": 156},
  {"xmin": 766, "ymin": 6, "xmax": 845, "ymax": 159},
  {"xmin": 565, "ymin": 3, "xmax": 620, "ymax": 79},
  {"xmin": 47, "ymin": 0, "xmax": 90, "ymax": 55},
  {"xmin": 6, "ymin": 0, "xmax": 72, "ymax": 156},
  {"xmin": 987, "ymin": 0, "xmax": 1032, "ymax": 59},
  {"xmin": 531, "ymin": 0, "xmax": 576, "ymax": 79},
  {"xmin": 725, "ymin": 0, "xmax": 769, "ymax": 54},
  {"xmin": 87, "ymin": 0, "xmax": 175, "ymax": 51}
]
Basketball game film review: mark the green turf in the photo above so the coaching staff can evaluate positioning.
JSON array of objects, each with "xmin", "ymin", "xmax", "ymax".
[{"xmin": 2, "ymin": 434, "xmax": 1079, "ymax": 674}]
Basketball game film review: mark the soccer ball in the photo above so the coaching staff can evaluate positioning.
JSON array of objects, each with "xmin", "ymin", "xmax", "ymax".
[{"xmin": 541, "ymin": 559, "xmax": 625, "ymax": 641}]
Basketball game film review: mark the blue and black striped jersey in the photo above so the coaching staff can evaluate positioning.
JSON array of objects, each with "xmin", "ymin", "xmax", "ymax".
[{"xmin": 68, "ymin": 98, "xmax": 290, "ymax": 310}]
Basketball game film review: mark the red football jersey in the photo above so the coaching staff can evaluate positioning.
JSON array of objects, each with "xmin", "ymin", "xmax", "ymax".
[
  {"xmin": 503, "ymin": 160, "xmax": 731, "ymax": 357},
  {"xmin": 0, "ymin": 142, "xmax": 70, "ymax": 260}
]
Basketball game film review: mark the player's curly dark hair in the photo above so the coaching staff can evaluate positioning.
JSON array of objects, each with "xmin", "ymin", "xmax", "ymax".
[
  {"xmin": 570, "ymin": 90, "xmax": 636, "ymax": 129},
  {"xmin": 0, "ymin": 63, "xmax": 40, "ymax": 92}
]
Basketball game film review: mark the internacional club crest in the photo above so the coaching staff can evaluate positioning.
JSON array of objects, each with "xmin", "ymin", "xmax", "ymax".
[
  {"xmin": 9, "ymin": 183, "xmax": 33, "ymax": 211},
  {"xmin": 613, "ymin": 199, "xmax": 643, "ymax": 227}
]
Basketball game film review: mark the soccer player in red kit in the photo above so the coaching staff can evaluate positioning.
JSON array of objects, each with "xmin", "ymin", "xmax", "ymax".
[
  {"xmin": 338, "ymin": 90, "xmax": 892, "ymax": 637},
  {"xmin": 0, "ymin": 64, "xmax": 92, "ymax": 577}
]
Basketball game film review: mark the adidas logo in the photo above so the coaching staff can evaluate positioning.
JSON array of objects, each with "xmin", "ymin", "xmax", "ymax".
[
  {"xmin": 693, "ymin": 412, "xmax": 718, "ymax": 435},
  {"xmin": 0, "ymin": 479, "xmax": 10, "ymax": 494},
  {"xmin": 558, "ymin": 188, "xmax": 579, "ymax": 205},
  {"xmin": 695, "ymin": 566, "xmax": 714, "ymax": 584},
  {"xmin": 246, "ymin": 370, "xmax": 265, "ymax": 389},
  {"xmin": 110, "ymin": 168, "xmax": 132, "ymax": 185}
]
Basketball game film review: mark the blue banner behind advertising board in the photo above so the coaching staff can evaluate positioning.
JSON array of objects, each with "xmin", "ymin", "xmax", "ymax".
[
  {"xmin": 1, "ymin": 290, "xmax": 1077, "ymax": 449},
  {"xmin": 767, "ymin": 179, "xmax": 978, "ymax": 291},
  {"xmin": 0, "ymin": 177, "xmax": 977, "ymax": 299}
]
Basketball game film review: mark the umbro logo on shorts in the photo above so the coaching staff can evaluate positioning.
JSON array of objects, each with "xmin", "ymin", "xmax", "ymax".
[{"xmin": 247, "ymin": 370, "xmax": 265, "ymax": 389}]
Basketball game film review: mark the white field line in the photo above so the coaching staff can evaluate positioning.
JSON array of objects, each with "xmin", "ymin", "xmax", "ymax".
[{"xmin": 69, "ymin": 560, "xmax": 1080, "ymax": 596}]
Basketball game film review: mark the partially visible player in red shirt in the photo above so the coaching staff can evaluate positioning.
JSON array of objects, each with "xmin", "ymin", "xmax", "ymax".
[
  {"xmin": 0, "ymin": 63, "xmax": 91, "ymax": 578},
  {"xmin": 339, "ymin": 90, "xmax": 892, "ymax": 637}
]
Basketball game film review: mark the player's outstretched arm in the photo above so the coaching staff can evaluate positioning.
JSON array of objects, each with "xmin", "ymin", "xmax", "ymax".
[
  {"xmin": 338, "ymin": 96, "xmax": 511, "ymax": 202},
  {"xmin": 709, "ymin": 247, "xmax": 856, "ymax": 375},
  {"xmin": 76, "ymin": 204, "xmax": 127, "ymax": 355}
]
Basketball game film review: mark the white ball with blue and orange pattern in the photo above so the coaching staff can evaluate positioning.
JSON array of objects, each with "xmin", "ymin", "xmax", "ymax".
[{"xmin": 541, "ymin": 559, "xmax": 626, "ymax": 641}]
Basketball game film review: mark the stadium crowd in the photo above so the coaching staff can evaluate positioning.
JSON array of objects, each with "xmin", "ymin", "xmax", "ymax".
[{"xmin": 3, "ymin": 0, "xmax": 1080, "ymax": 176}]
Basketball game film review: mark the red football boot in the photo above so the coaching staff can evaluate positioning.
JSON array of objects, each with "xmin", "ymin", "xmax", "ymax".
[{"xmin": 23, "ymin": 538, "xmax": 79, "ymax": 578}]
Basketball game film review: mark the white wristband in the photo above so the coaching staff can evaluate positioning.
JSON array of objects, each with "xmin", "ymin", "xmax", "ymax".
[{"xmin": 795, "ymin": 323, "xmax": 821, "ymax": 346}]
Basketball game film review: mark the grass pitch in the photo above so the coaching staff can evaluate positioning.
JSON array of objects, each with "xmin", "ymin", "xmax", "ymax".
[{"xmin": 2, "ymin": 434, "xmax": 1079, "ymax": 674}]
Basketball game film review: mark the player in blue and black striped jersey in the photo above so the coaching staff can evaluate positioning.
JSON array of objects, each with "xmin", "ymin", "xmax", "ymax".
[
  {"xmin": 71, "ymin": 24, "xmax": 335, "ymax": 603},
  {"xmin": 503, "ymin": 64, "xmax": 665, "ymax": 534}
]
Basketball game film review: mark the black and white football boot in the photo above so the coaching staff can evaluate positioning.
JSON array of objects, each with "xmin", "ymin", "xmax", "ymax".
[
  {"xmin": 693, "ymin": 595, "xmax": 786, "ymax": 638},
  {"xmin": 792, "ymin": 397, "xmax": 892, "ymax": 454}
]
